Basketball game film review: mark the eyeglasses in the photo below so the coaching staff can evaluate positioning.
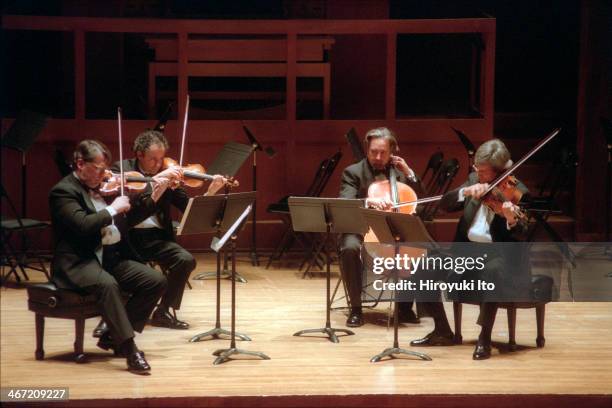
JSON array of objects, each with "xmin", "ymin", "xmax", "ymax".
[{"xmin": 85, "ymin": 160, "xmax": 107, "ymax": 173}]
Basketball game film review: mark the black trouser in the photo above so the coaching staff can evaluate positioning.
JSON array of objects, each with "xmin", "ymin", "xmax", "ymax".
[
  {"xmin": 83, "ymin": 244, "xmax": 167, "ymax": 345},
  {"xmin": 420, "ymin": 244, "xmax": 507, "ymax": 338},
  {"xmin": 338, "ymin": 233, "xmax": 413, "ymax": 312},
  {"xmin": 129, "ymin": 228, "xmax": 195, "ymax": 310}
]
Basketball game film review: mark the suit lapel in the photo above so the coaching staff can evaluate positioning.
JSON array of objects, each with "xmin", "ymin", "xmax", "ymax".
[{"xmin": 69, "ymin": 173, "xmax": 97, "ymax": 213}]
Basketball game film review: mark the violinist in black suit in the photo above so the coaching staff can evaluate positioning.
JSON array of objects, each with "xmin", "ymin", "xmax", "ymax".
[
  {"xmin": 90, "ymin": 130, "xmax": 224, "ymax": 334},
  {"xmin": 338, "ymin": 127, "xmax": 422, "ymax": 327},
  {"xmin": 410, "ymin": 138, "xmax": 529, "ymax": 360},
  {"xmin": 49, "ymin": 140, "xmax": 167, "ymax": 373}
]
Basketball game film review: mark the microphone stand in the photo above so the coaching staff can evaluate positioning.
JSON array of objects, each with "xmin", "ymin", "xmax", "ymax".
[{"xmin": 242, "ymin": 125, "xmax": 276, "ymax": 266}]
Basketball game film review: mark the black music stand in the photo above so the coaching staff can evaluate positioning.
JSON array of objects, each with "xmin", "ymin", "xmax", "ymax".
[
  {"xmin": 243, "ymin": 125, "xmax": 276, "ymax": 267},
  {"xmin": 359, "ymin": 208, "xmax": 432, "ymax": 363},
  {"xmin": 289, "ymin": 197, "xmax": 365, "ymax": 343},
  {"xmin": 451, "ymin": 127, "xmax": 476, "ymax": 171},
  {"xmin": 178, "ymin": 192, "xmax": 255, "ymax": 343},
  {"xmin": 209, "ymin": 201, "xmax": 270, "ymax": 365},
  {"xmin": 1, "ymin": 110, "xmax": 48, "ymax": 218},
  {"xmin": 192, "ymin": 142, "xmax": 253, "ymax": 283},
  {"xmin": 345, "ymin": 127, "xmax": 366, "ymax": 163}
]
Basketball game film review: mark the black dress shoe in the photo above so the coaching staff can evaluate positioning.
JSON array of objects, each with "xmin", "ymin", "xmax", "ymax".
[
  {"xmin": 97, "ymin": 334, "xmax": 145, "ymax": 358},
  {"xmin": 346, "ymin": 311, "xmax": 364, "ymax": 327},
  {"xmin": 127, "ymin": 351, "xmax": 150, "ymax": 373},
  {"xmin": 410, "ymin": 331, "xmax": 455, "ymax": 347},
  {"xmin": 97, "ymin": 334, "xmax": 121, "ymax": 356},
  {"xmin": 397, "ymin": 308, "xmax": 421, "ymax": 324},
  {"xmin": 150, "ymin": 308, "xmax": 190, "ymax": 329},
  {"xmin": 92, "ymin": 320, "xmax": 108, "ymax": 338},
  {"xmin": 473, "ymin": 341, "xmax": 492, "ymax": 360}
]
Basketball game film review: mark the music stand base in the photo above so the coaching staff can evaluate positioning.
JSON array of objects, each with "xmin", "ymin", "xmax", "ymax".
[
  {"xmin": 193, "ymin": 271, "xmax": 248, "ymax": 283},
  {"xmin": 212, "ymin": 347, "xmax": 270, "ymax": 365},
  {"xmin": 190, "ymin": 327, "xmax": 251, "ymax": 342},
  {"xmin": 293, "ymin": 327, "xmax": 355, "ymax": 343},
  {"xmin": 370, "ymin": 347, "xmax": 432, "ymax": 363}
]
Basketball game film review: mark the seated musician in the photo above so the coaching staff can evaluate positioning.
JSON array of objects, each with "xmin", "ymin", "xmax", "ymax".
[
  {"xmin": 49, "ymin": 140, "xmax": 167, "ymax": 373},
  {"xmin": 410, "ymin": 139, "xmax": 529, "ymax": 360},
  {"xmin": 338, "ymin": 127, "xmax": 422, "ymax": 327},
  {"xmin": 92, "ymin": 130, "xmax": 225, "ymax": 337}
]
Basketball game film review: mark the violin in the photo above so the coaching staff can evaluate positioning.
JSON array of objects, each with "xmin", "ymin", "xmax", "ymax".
[
  {"xmin": 161, "ymin": 157, "xmax": 239, "ymax": 189},
  {"xmin": 99, "ymin": 170, "xmax": 153, "ymax": 196}
]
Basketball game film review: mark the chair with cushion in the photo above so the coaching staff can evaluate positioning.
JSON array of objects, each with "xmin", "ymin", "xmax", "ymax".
[
  {"xmin": 452, "ymin": 274, "xmax": 554, "ymax": 350},
  {"xmin": 27, "ymin": 282, "xmax": 101, "ymax": 363}
]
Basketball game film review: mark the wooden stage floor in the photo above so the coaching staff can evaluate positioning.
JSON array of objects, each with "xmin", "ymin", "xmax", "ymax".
[{"xmin": 2, "ymin": 254, "xmax": 612, "ymax": 407}]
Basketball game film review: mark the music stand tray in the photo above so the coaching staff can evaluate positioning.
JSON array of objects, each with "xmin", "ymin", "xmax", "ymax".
[
  {"xmin": 192, "ymin": 141, "xmax": 254, "ymax": 282},
  {"xmin": 360, "ymin": 208, "xmax": 433, "ymax": 363},
  {"xmin": 179, "ymin": 192, "xmax": 255, "ymax": 344},
  {"xmin": 289, "ymin": 197, "xmax": 367, "ymax": 343}
]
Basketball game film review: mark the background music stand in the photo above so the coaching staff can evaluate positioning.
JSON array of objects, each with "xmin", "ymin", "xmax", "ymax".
[
  {"xmin": 192, "ymin": 142, "xmax": 253, "ymax": 283},
  {"xmin": 1, "ymin": 110, "xmax": 48, "ymax": 218},
  {"xmin": 208, "ymin": 201, "xmax": 270, "ymax": 365},
  {"xmin": 242, "ymin": 125, "xmax": 276, "ymax": 267},
  {"xmin": 359, "ymin": 208, "xmax": 432, "ymax": 363},
  {"xmin": 289, "ymin": 197, "xmax": 366, "ymax": 343},
  {"xmin": 451, "ymin": 127, "xmax": 476, "ymax": 171},
  {"xmin": 178, "ymin": 192, "xmax": 256, "ymax": 344}
]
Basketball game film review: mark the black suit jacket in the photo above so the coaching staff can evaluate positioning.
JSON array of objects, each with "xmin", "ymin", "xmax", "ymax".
[
  {"xmin": 111, "ymin": 158, "xmax": 189, "ymax": 241},
  {"xmin": 339, "ymin": 158, "xmax": 423, "ymax": 200},
  {"xmin": 439, "ymin": 172, "xmax": 529, "ymax": 242},
  {"xmin": 49, "ymin": 174, "xmax": 129, "ymax": 289}
]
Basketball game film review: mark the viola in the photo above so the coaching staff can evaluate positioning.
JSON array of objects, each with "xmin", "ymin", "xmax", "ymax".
[
  {"xmin": 480, "ymin": 175, "xmax": 527, "ymax": 222},
  {"xmin": 166, "ymin": 94, "xmax": 239, "ymax": 190},
  {"xmin": 161, "ymin": 157, "xmax": 239, "ymax": 189}
]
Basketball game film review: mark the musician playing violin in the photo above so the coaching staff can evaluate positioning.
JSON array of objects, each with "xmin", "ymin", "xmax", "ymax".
[
  {"xmin": 49, "ymin": 140, "xmax": 166, "ymax": 373},
  {"xmin": 338, "ymin": 127, "xmax": 422, "ymax": 327},
  {"xmin": 92, "ymin": 130, "xmax": 225, "ymax": 337},
  {"xmin": 410, "ymin": 138, "xmax": 530, "ymax": 360}
]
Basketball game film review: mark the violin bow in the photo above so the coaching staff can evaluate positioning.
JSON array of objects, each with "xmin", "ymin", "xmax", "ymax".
[
  {"xmin": 394, "ymin": 128, "xmax": 561, "ymax": 209},
  {"xmin": 117, "ymin": 107, "xmax": 125, "ymax": 196},
  {"xmin": 483, "ymin": 128, "xmax": 561, "ymax": 195},
  {"xmin": 179, "ymin": 94, "xmax": 190, "ymax": 168}
]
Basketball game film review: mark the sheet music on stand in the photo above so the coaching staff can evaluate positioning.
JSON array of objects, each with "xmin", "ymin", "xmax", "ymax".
[{"xmin": 211, "ymin": 205, "xmax": 252, "ymax": 252}]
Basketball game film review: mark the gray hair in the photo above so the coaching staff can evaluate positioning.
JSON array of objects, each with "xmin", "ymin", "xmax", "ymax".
[
  {"xmin": 364, "ymin": 127, "xmax": 399, "ymax": 153},
  {"xmin": 73, "ymin": 139, "xmax": 111, "ymax": 166},
  {"xmin": 133, "ymin": 130, "xmax": 169, "ymax": 154},
  {"xmin": 475, "ymin": 139, "xmax": 512, "ymax": 170}
]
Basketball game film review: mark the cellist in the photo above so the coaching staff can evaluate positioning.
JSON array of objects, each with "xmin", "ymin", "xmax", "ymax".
[{"xmin": 338, "ymin": 127, "xmax": 422, "ymax": 327}]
